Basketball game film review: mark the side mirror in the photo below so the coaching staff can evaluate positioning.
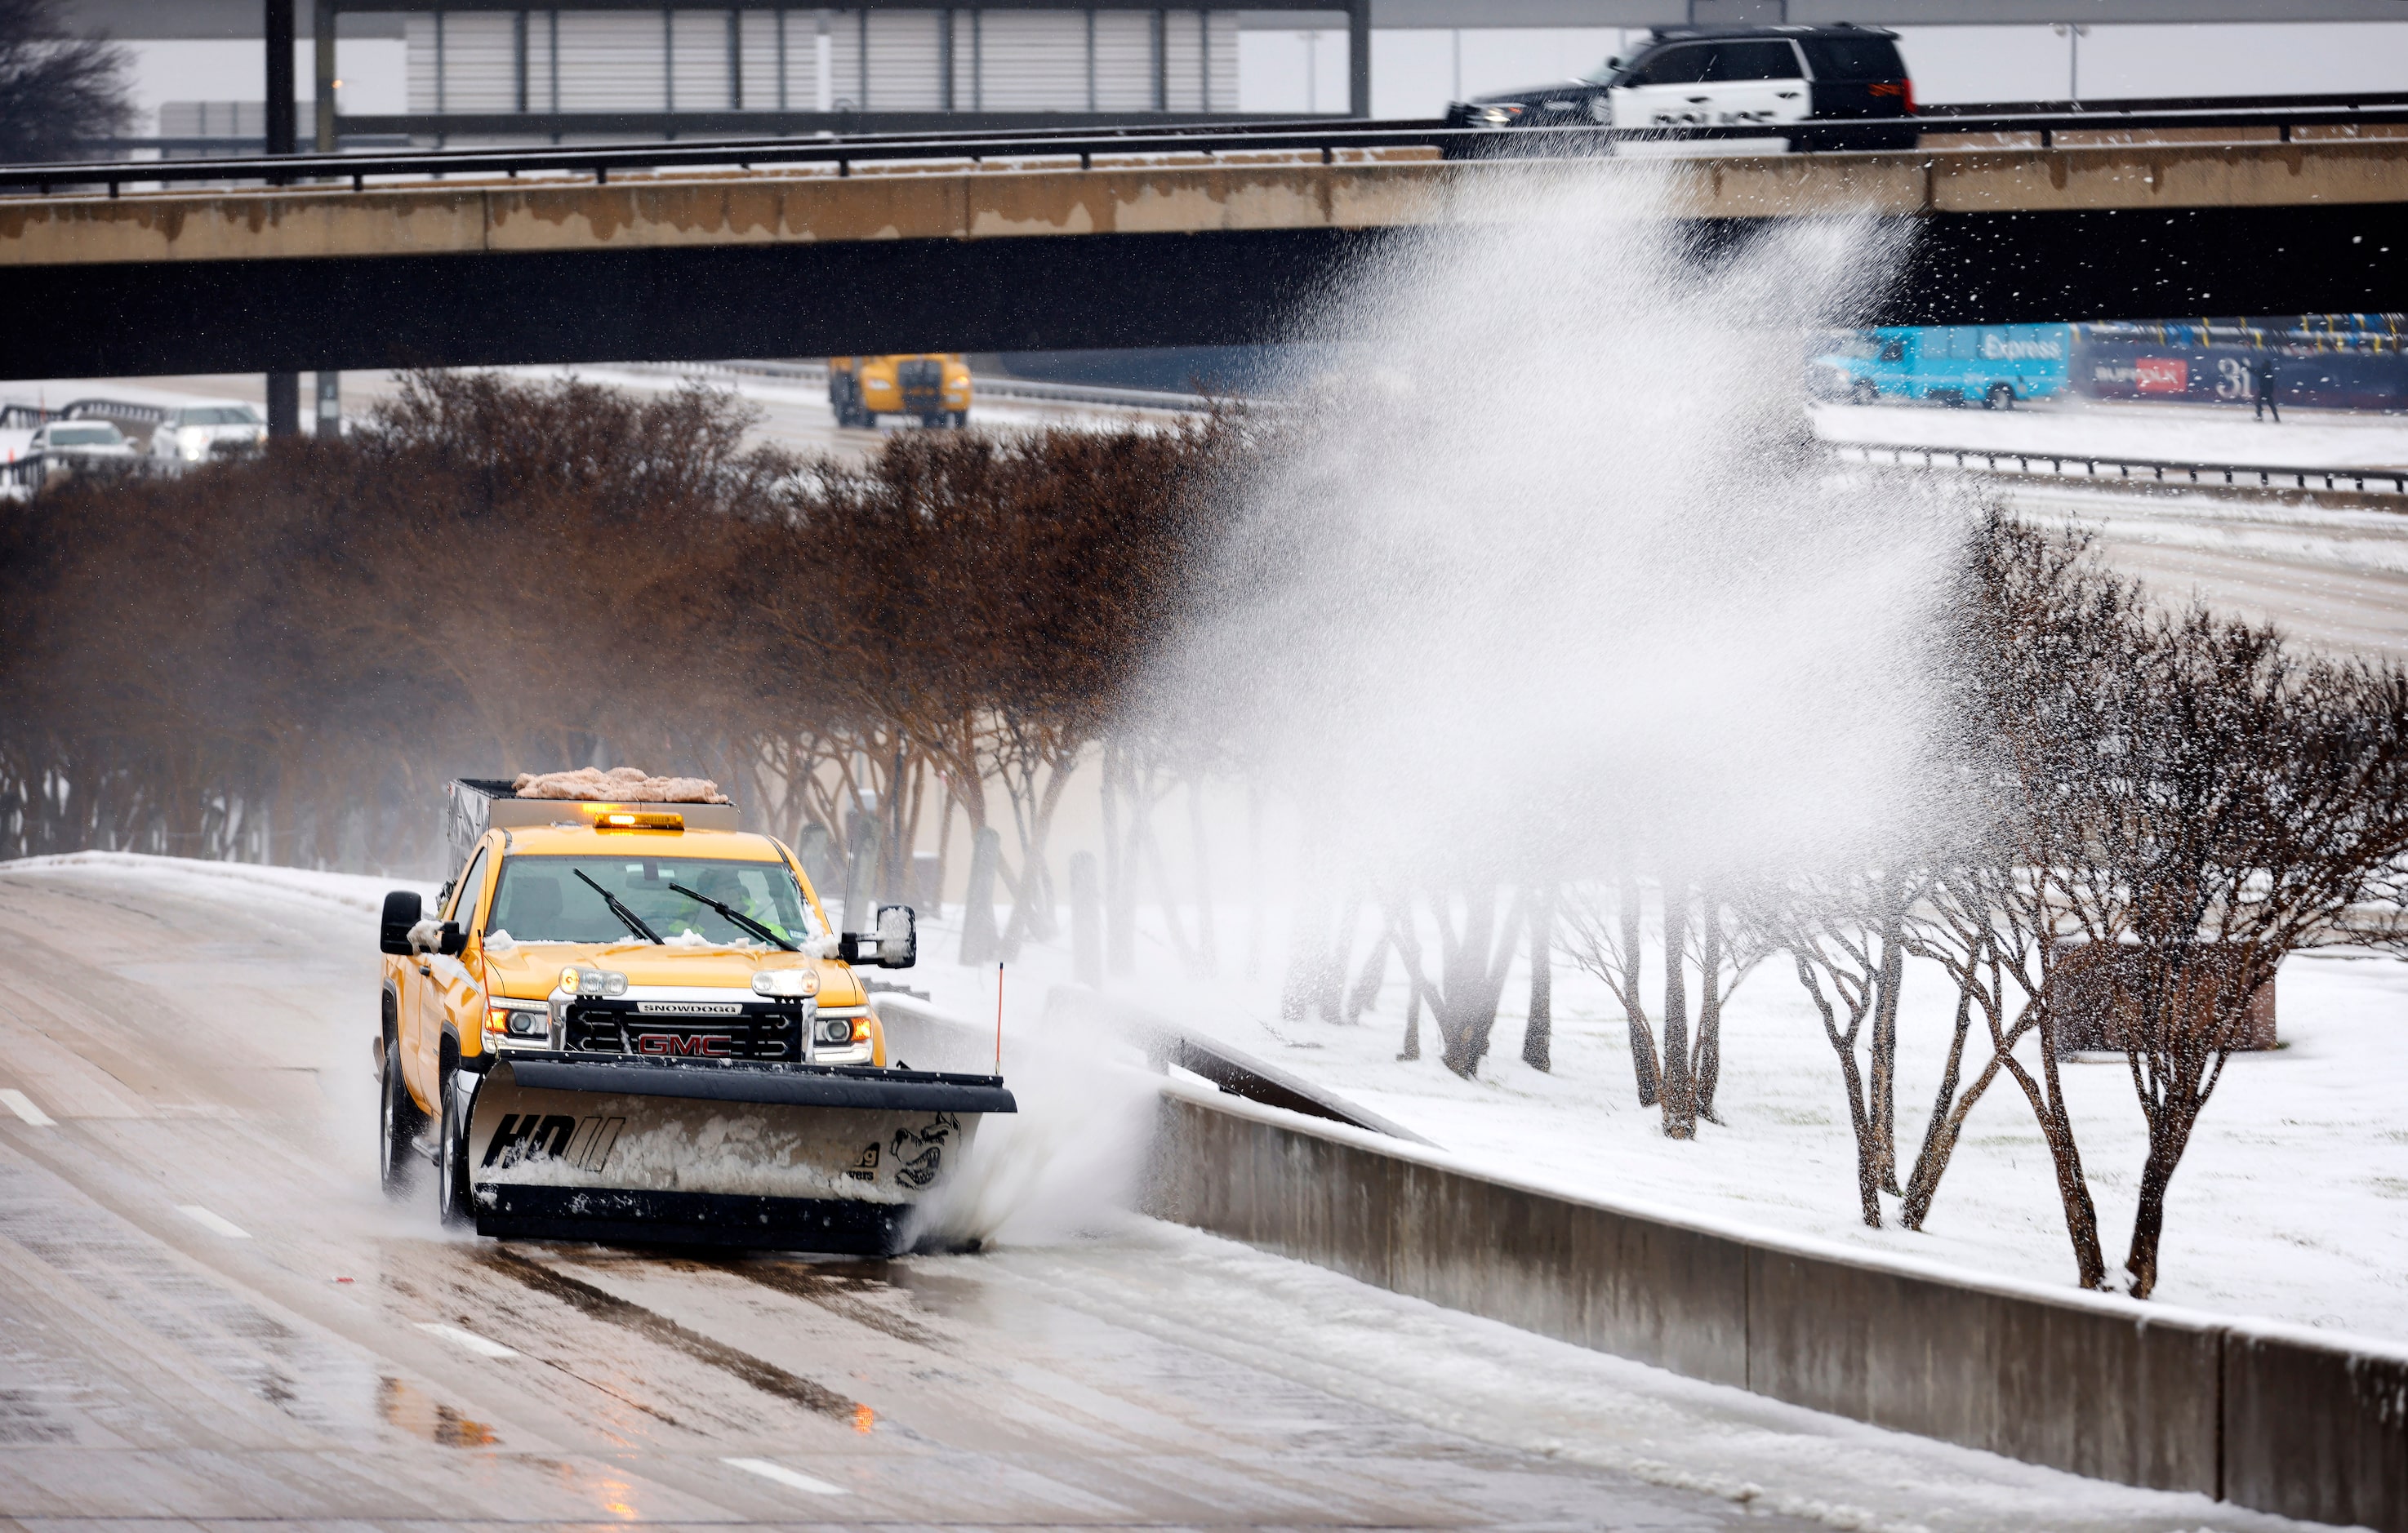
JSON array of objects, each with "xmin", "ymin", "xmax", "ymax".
[
  {"xmin": 380, "ymin": 891, "xmax": 422, "ymax": 955},
  {"xmin": 438, "ymin": 922, "xmax": 468, "ymax": 958},
  {"xmin": 875, "ymin": 904, "xmax": 917, "ymax": 969}
]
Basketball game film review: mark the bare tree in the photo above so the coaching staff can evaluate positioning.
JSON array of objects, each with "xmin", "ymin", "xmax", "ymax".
[
  {"xmin": 1756, "ymin": 868, "xmax": 1922, "ymax": 1226},
  {"xmin": 1560, "ymin": 873, "xmax": 1760, "ymax": 1135},
  {"xmin": 0, "ymin": 0, "xmax": 131, "ymax": 166},
  {"xmin": 2069, "ymin": 602, "xmax": 2408, "ymax": 1295},
  {"xmin": 1384, "ymin": 882, "xmax": 1528, "ymax": 1078},
  {"xmin": 1559, "ymin": 873, "xmax": 1662, "ymax": 1109}
]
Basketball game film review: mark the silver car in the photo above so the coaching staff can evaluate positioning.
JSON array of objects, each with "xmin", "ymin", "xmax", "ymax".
[
  {"xmin": 149, "ymin": 401, "xmax": 267, "ymax": 468},
  {"xmin": 29, "ymin": 420, "xmax": 139, "ymax": 494}
]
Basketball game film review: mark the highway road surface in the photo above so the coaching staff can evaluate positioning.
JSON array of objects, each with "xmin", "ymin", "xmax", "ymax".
[
  {"xmin": 1996, "ymin": 481, "xmax": 2408, "ymax": 664},
  {"xmin": 0, "ymin": 861, "xmax": 1808, "ymax": 1531},
  {"xmin": 0, "ymin": 860, "xmax": 2329, "ymax": 1533},
  {"xmin": 1815, "ymin": 398, "xmax": 2408, "ymax": 663}
]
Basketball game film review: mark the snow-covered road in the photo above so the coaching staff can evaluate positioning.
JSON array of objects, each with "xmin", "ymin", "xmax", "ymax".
[
  {"xmin": 0, "ymin": 859, "xmax": 2349, "ymax": 1532},
  {"xmin": 1810, "ymin": 398, "xmax": 2408, "ymax": 472},
  {"xmin": 1998, "ymin": 482, "xmax": 2408, "ymax": 661},
  {"xmin": 1808, "ymin": 400, "xmax": 2408, "ymax": 660}
]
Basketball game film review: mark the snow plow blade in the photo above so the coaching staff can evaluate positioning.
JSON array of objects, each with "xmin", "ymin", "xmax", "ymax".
[{"xmin": 467, "ymin": 1055, "xmax": 1014, "ymax": 1255}]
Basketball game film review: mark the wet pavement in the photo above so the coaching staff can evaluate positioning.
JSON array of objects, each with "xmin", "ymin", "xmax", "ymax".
[{"xmin": 0, "ymin": 867, "xmax": 1804, "ymax": 1531}]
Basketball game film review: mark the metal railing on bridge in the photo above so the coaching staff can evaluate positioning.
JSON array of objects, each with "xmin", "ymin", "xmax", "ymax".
[{"xmin": 9, "ymin": 90, "xmax": 2408, "ymax": 201}]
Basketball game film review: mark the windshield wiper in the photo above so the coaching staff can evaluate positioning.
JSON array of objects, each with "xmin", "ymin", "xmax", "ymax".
[
  {"xmin": 574, "ymin": 869, "xmax": 662, "ymax": 944},
  {"xmin": 668, "ymin": 882, "xmax": 799, "ymax": 952}
]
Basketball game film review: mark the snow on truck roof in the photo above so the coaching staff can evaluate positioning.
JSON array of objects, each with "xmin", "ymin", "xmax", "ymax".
[
  {"xmin": 509, "ymin": 767, "xmax": 730, "ymax": 804},
  {"xmin": 445, "ymin": 771, "xmax": 745, "ymax": 880}
]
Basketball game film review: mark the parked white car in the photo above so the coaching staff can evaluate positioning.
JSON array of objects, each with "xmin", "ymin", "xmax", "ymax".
[
  {"xmin": 28, "ymin": 420, "xmax": 139, "ymax": 493},
  {"xmin": 149, "ymin": 401, "xmax": 267, "ymax": 467}
]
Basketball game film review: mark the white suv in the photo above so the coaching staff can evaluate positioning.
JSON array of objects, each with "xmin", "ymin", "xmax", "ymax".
[{"xmin": 150, "ymin": 401, "xmax": 267, "ymax": 468}]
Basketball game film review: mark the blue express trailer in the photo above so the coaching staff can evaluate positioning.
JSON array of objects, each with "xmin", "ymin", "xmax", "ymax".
[{"xmin": 1811, "ymin": 325, "xmax": 2072, "ymax": 408}]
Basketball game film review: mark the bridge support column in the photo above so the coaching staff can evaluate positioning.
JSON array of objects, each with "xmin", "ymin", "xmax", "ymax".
[
  {"xmin": 265, "ymin": 0, "xmax": 297, "ymax": 158},
  {"xmin": 314, "ymin": 1, "xmax": 336, "ymax": 152},
  {"xmin": 314, "ymin": 371, "xmax": 341, "ymax": 438},
  {"xmin": 266, "ymin": 373, "xmax": 300, "ymax": 438},
  {"xmin": 1346, "ymin": 0, "xmax": 1370, "ymax": 118}
]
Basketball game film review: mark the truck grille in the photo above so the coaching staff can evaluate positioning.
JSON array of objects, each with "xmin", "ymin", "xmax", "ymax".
[
  {"xmin": 564, "ymin": 1000, "xmax": 803, "ymax": 1061},
  {"xmin": 897, "ymin": 358, "xmax": 944, "ymax": 414}
]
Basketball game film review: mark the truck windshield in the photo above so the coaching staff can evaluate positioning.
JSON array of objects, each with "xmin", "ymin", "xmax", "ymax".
[{"xmin": 486, "ymin": 855, "xmax": 821, "ymax": 945}]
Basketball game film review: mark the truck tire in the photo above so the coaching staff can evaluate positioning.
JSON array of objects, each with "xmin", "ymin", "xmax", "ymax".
[
  {"xmin": 1849, "ymin": 379, "xmax": 1876, "ymax": 405},
  {"xmin": 379, "ymin": 1033, "xmax": 425, "ymax": 1199},
  {"xmin": 436, "ymin": 1057, "xmax": 474, "ymax": 1229},
  {"xmin": 950, "ymin": 411, "xmax": 968, "ymax": 429},
  {"xmin": 1985, "ymin": 383, "xmax": 2015, "ymax": 410}
]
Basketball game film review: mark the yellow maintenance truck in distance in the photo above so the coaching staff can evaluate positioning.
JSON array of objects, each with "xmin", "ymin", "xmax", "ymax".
[
  {"xmin": 376, "ymin": 772, "xmax": 1013, "ymax": 1254},
  {"xmin": 828, "ymin": 354, "xmax": 972, "ymax": 429}
]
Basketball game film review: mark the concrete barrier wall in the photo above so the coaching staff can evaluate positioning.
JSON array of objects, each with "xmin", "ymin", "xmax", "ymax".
[
  {"xmin": 2225, "ymin": 1325, "xmax": 2408, "ymax": 1530},
  {"xmin": 1148, "ymin": 1086, "xmax": 2408, "ymax": 1531}
]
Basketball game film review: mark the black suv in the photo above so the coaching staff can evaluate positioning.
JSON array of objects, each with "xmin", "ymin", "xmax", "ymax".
[{"xmin": 1444, "ymin": 25, "xmax": 1913, "ymax": 153}]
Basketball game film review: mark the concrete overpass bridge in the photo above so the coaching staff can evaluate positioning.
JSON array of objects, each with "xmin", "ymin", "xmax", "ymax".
[{"xmin": 6, "ymin": 113, "xmax": 2406, "ymax": 381}]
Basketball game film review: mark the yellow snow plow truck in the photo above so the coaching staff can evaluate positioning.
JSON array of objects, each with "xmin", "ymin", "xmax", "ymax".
[
  {"xmin": 827, "ymin": 354, "xmax": 972, "ymax": 429},
  {"xmin": 375, "ymin": 774, "xmax": 1013, "ymax": 1254}
]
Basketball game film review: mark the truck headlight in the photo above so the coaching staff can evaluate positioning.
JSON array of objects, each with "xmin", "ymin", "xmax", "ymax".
[
  {"xmin": 486, "ymin": 998, "xmax": 551, "ymax": 1042},
  {"xmin": 561, "ymin": 966, "xmax": 629, "ymax": 997},
  {"xmin": 753, "ymin": 968, "xmax": 821, "ymax": 998}
]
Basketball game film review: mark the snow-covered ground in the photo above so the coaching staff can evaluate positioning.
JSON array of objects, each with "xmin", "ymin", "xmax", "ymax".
[
  {"xmin": 1811, "ymin": 396, "xmax": 2408, "ymax": 470},
  {"xmin": 11, "ymin": 852, "xmax": 2404, "ymax": 1346},
  {"xmin": 902, "ymin": 896, "xmax": 2408, "ymax": 1344}
]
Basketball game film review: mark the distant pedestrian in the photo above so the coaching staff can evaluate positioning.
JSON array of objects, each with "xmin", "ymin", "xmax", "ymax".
[{"xmin": 2252, "ymin": 354, "xmax": 2281, "ymax": 423}]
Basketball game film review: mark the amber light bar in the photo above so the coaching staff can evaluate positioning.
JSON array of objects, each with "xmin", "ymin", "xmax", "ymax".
[{"xmin": 590, "ymin": 806, "xmax": 686, "ymax": 831}]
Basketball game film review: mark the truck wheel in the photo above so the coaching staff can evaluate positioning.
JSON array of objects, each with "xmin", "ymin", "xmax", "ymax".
[
  {"xmin": 1986, "ymin": 383, "xmax": 2015, "ymax": 410},
  {"xmin": 1849, "ymin": 379, "xmax": 1876, "ymax": 405},
  {"xmin": 379, "ymin": 1033, "xmax": 425, "ymax": 1199},
  {"xmin": 436, "ymin": 1059, "xmax": 474, "ymax": 1229},
  {"xmin": 950, "ymin": 411, "xmax": 968, "ymax": 429}
]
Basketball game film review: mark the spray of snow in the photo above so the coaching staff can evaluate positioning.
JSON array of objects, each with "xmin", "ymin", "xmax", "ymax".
[
  {"xmin": 1162, "ymin": 164, "xmax": 1973, "ymax": 883},
  {"xmin": 902, "ymin": 999, "xmax": 1160, "ymax": 1250}
]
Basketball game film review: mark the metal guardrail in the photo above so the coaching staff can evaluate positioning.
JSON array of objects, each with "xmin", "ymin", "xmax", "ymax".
[
  {"xmin": 1916, "ymin": 86, "xmax": 2408, "ymax": 120},
  {"xmin": 1832, "ymin": 440, "xmax": 2408, "ymax": 496},
  {"xmin": 7, "ymin": 92, "xmax": 2408, "ymax": 200}
]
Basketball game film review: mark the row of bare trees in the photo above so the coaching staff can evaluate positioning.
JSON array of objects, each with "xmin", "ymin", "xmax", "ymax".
[{"xmin": 0, "ymin": 372, "xmax": 1239, "ymax": 951}]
